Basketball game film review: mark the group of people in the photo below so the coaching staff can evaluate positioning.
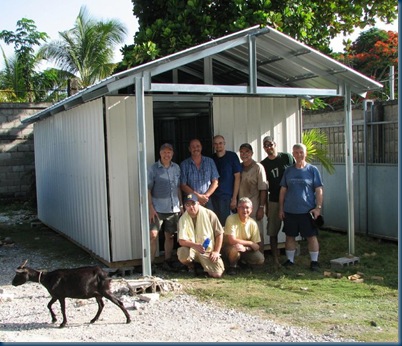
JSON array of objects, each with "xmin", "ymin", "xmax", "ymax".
[{"xmin": 147, "ymin": 135, "xmax": 323, "ymax": 277}]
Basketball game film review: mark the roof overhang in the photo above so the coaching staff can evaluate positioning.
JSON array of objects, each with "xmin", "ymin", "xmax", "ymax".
[{"xmin": 22, "ymin": 25, "xmax": 382, "ymax": 125}]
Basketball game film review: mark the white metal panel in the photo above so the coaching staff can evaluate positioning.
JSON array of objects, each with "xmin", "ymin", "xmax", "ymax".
[
  {"xmin": 105, "ymin": 96, "xmax": 154, "ymax": 262},
  {"xmin": 213, "ymin": 96, "xmax": 299, "ymax": 157},
  {"xmin": 212, "ymin": 96, "xmax": 300, "ymax": 245},
  {"xmin": 34, "ymin": 98, "xmax": 111, "ymax": 260}
]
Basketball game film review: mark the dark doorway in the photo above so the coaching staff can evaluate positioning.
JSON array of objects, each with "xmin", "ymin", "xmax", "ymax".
[
  {"xmin": 153, "ymin": 98, "xmax": 214, "ymax": 164},
  {"xmin": 153, "ymin": 98, "xmax": 214, "ymax": 255}
]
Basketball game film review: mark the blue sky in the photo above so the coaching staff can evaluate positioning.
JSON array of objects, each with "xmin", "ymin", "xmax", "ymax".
[
  {"xmin": 0, "ymin": 0, "xmax": 138, "ymax": 67},
  {"xmin": 0, "ymin": 0, "xmax": 398, "ymax": 69}
]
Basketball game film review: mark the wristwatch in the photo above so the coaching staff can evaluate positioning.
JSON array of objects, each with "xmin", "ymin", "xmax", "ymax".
[{"xmin": 316, "ymin": 205, "xmax": 322, "ymax": 209}]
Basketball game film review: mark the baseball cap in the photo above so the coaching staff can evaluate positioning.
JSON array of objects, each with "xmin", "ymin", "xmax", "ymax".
[
  {"xmin": 159, "ymin": 143, "xmax": 173, "ymax": 151},
  {"xmin": 309, "ymin": 211, "xmax": 324, "ymax": 228},
  {"xmin": 239, "ymin": 143, "xmax": 253, "ymax": 151},
  {"xmin": 263, "ymin": 136, "xmax": 274, "ymax": 143},
  {"xmin": 184, "ymin": 193, "xmax": 198, "ymax": 203}
]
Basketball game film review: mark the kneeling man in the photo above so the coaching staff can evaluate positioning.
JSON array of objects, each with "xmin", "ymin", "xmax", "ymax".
[
  {"xmin": 222, "ymin": 197, "xmax": 265, "ymax": 275},
  {"xmin": 177, "ymin": 193, "xmax": 225, "ymax": 278}
]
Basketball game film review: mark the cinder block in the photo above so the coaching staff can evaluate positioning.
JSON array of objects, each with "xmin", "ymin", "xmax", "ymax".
[
  {"xmin": 330, "ymin": 256, "xmax": 360, "ymax": 269},
  {"xmin": 118, "ymin": 267, "xmax": 135, "ymax": 277},
  {"xmin": 139, "ymin": 293, "xmax": 160, "ymax": 302}
]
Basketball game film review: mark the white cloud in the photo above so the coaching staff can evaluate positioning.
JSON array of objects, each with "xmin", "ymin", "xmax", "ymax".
[{"xmin": 330, "ymin": 18, "xmax": 398, "ymax": 52}]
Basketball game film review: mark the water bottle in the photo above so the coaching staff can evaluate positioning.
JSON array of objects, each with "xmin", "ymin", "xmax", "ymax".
[{"xmin": 202, "ymin": 237, "xmax": 211, "ymax": 250}]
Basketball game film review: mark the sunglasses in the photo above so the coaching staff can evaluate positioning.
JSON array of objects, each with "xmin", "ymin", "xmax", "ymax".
[{"xmin": 264, "ymin": 143, "xmax": 274, "ymax": 148}]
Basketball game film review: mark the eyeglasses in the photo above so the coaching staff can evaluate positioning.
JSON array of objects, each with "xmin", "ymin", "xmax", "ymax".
[
  {"xmin": 184, "ymin": 202, "xmax": 196, "ymax": 207},
  {"xmin": 264, "ymin": 143, "xmax": 274, "ymax": 148}
]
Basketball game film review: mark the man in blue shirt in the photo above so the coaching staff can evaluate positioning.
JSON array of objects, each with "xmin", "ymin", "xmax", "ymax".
[
  {"xmin": 180, "ymin": 139, "xmax": 219, "ymax": 211},
  {"xmin": 211, "ymin": 135, "xmax": 242, "ymax": 226},
  {"xmin": 148, "ymin": 143, "xmax": 183, "ymax": 270},
  {"xmin": 279, "ymin": 143, "xmax": 323, "ymax": 272}
]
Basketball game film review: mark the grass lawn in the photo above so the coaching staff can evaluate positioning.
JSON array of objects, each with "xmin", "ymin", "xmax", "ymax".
[{"xmin": 0, "ymin": 202, "xmax": 398, "ymax": 342}]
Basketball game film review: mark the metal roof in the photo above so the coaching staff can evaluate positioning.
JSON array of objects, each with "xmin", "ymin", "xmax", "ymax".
[{"xmin": 23, "ymin": 25, "xmax": 382, "ymax": 124}]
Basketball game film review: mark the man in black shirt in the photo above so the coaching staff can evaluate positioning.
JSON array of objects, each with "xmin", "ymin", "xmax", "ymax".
[{"xmin": 260, "ymin": 136, "xmax": 295, "ymax": 268}]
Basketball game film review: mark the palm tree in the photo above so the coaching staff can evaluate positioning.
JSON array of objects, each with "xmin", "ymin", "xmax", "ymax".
[
  {"xmin": 302, "ymin": 128, "xmax": 335, "ymax": 175},
  {"xmin": 39, "ymin": 6, "xmax": 127, "ymax": 89},
  {"xmin": 0, "ymin": 18, "xmax": 49, "ymax": 102},
  {"xmin": 0, "ymin": 51, "xmax": 21, "ymax": 102},
  {"xmin": 0, "ymin": 47, "xmax": 72, "ymax": 102}
]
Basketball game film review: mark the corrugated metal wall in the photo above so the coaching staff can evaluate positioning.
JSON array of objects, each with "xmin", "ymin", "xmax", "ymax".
[
  {"xmin": 34, "ymin": 95, "xmax": 301, "ymax": 264},
  {"xmin": 35, "ymin": 96, "xmax": 154, "ymax": 264},
  {"xmin": 213, "ymin": 96, "xmax": 300, "ymax": 156},
  {"xmin": 319, "ymin": 163, "xmax": 398, "ymax": 240},
  {"xmin": 212, "ymin": 96, "xmax": 301, "ymax": 244},
  {"xmin": 35, "ymin": 98, "xmax": 111, "ymax": 260},
  {"xmin": 105, "ymin": 96, "xmax": 154, "ymax": 262}
]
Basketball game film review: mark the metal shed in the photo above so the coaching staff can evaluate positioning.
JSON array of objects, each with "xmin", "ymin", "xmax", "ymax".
[{"xmin": 22, "ymin": 25, "xmax": 382, "ymax": 270}]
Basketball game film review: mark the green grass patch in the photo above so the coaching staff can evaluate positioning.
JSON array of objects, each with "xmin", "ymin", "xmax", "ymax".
[
  {"xmin": 0, "ymin": 203, "xmax": 398, "ymax": 342},
  {"xmin": 175, "ymin": 230, "xmax": 399, "ymax": 342}
]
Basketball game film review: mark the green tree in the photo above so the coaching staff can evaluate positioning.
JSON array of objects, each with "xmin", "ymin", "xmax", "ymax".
[
  {"xmin": 0, "ymin": 18, "xmax": 49, "ymax": 102},
  {"xmin": 40, "ymin": 6, "xmax": 127, "ymax": 88},
  {"xmin": 0, "ymin": 50, "xmax": 22, "ymax": 102},
  {"xmin": 1, "ymin": 46, "xmax": 73, "ymax": 103},
  {"xmin": 325, "ymin": 28, "xmax": 398, "ymax": 107},
  {"xmin": 302, "ymin": 128, "xmax": 335, "ymax": 175},
  {"xmin": 122, "ymin": 0, "xmax": 396, "ymax": 67},
  {"xmin": 345, "ymin": 28, "xmax": 397, "ymax": 100}
]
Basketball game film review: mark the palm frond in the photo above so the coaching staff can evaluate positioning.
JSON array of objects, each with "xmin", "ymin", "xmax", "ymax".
[
  {"xmin": 302, "ymin": 128, "xmax": 335, "ymax": 175},
  {"xmin": 39, "ymin": 5, "xmax": 127, "ymax": 88}
]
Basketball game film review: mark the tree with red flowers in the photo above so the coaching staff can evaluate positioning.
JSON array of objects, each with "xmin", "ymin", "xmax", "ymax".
[{"xmin": 334, "ymin": 28, "xmax": 398, "ymax": 100}]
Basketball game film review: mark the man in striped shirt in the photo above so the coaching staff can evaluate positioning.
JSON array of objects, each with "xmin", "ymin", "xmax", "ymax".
[{"xmin": 180, "ymin": 138, "xmax": 219, "ymax": 211}]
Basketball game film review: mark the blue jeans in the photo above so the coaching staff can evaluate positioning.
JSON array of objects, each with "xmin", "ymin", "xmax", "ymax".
[{"xmin": 211, "ymin": 194, "xmax": 232, "ymax": 227}]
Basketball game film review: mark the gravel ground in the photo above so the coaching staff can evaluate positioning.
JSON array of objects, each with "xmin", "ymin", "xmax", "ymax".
[{"xmin": 0, "ymin": 211, "xmax": 356, "ymax": 343}]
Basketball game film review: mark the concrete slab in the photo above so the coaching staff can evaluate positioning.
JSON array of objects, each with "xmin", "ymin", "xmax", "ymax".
[{"xmin": 330, "ymin": 256, "xmax": 360, "ymax": 269}]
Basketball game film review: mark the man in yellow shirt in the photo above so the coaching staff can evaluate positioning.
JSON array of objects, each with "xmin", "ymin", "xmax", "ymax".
[
  {"xmin": 222, "ymin": 197, "xmax": 265, "ymax": 275},
  {"xmin": 177, "ymin": 193, "xmax": 225, "ymax": 278}
]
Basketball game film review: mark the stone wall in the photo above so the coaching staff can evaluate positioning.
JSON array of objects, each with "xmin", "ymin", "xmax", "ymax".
[
  {"xmin": 0, "ymin": 103, "xmax": 50, "ymax": 202},
  {"xmin": 303, "ymin": 99, "xmax": 398, "ymax": 127}
]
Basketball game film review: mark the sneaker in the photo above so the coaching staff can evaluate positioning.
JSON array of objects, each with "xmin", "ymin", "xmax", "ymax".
[
  {"xmin": 282, "ymin": 259, "xmax": 294, "ymax": 267},
  {"xmin": 227, "ymin": 266, "xmax": 237, "ymax": 275},
  {"xmin": 310, "ymin": 261, "xmax": 320, "ymax": 272}
]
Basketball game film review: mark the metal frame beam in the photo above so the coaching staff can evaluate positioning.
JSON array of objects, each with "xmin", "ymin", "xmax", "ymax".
[
  {"xmin": 149, "ymin": 83, "xmax": 339, "ymax": 97},
  {"xmin": 135, "ymin": 77, "xmax": 152, "ymax": 276},
  {"xmin": 344, "ymin": 83, "xmax": 355, "ymax": 255}
]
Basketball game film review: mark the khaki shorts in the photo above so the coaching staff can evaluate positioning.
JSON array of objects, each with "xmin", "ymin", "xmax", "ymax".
[
  {"xmin": 177, "ymin": 246, "xmax": 225, "ymax": 275},
  {"xmin": 222, "ymin": 244, "xmax": 265, "ymax": 265},
  {"xmin": 150, "ymin": 212, "xmax": 179, "ymax": 234},
  {"xmin": 267, "ymin": 201, "xmax": 283, "ymax": 236}
]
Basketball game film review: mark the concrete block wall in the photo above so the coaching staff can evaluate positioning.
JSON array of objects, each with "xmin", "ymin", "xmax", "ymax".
[
  {"xmin": 0, "ymin": 103, "xmax": 50, "ymax": 201},
  {"xmin": 0, "ymin": 100, "xmax": 397, "ymax": 202}
]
